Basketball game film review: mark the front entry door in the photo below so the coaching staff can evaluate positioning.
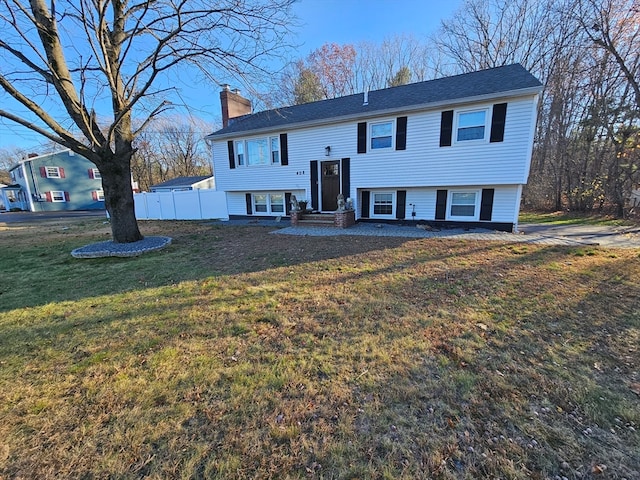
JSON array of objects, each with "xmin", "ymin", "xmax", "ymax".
[{"xmin": 321, "ymin": 161, "xmax": 340, "ymax": 211}]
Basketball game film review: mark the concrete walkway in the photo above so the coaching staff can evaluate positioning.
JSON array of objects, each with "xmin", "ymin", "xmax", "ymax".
[{"xmin": 267, "ymin": 222, "xmax": 640, "ymax": 249}]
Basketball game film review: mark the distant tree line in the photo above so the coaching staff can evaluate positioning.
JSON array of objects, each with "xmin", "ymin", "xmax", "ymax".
[{"xmin": 272, "ymin": 0, "xmax": 640, "ymax": 216}]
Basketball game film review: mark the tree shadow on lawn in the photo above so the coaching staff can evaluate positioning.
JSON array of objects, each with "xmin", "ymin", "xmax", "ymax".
[
  {"xmin": 1, "ymin": 230, "xmax": 639, "ymax": 478},
  {"xmin": 0, "ymin": 221, "xmax": 509, "ymax": 312}
]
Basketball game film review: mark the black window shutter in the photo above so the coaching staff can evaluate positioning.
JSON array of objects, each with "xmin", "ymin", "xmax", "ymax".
[
  {"xmin": 396, "ymin": 190, "xmax": 407, "ymax": 219},
  {"xmin": 396, "ymin": 116, "xmax": 407, "ymax": 150},
  {"xmin": 280, "ymin": 133, "xmax": 289, "ymax": 165},
  {"xmin": 439, "ymin": 111, "xmax": 453, "ymax": 147},
  {"xmin": 361, "ymin": 190, "xmax": 370, "ymax": 218},
  {"xmin": 310, "ymin": 160, "xmax": 319, "ymax": 211},
  {"xmin": 228, "ymin": 141, "xmax": 235, "ymax": 169},
  {"xmin": 480, "ymin": 188, "xmax": 495, "ymax": 221},
  {"xmin": 490, "ymin": 103, "xmax": 507, "ymax": 143},
  {"xmin": 435, "ymin": 189, "xmax": 447, "ymax": 220},
  {"xmin": 245, "ymin": 193, "xmax": 252, "ymax": 214},
  {"xmin": 357, "ymin": 122, "xmax": 367, "ymax": 154},
  {"xmin": 341, "ymin": 158, "xmax": 350, "ymax": 198},
  {"xmin": 285, "ymin": 192, "xmax": 292, "ymax": 215}
]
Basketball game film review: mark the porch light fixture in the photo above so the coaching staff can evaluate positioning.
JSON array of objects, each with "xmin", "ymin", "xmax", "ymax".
[{"xmin": 325, "ymin": 146, "xmax": 331, "ymax": 156}]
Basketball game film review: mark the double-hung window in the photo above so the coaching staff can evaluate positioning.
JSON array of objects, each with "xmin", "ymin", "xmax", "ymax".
[
  {"xmin": 253, "ymin": 193, "xmax": 285, "ymax": 214},
  {"xmin": 45, "ymin": 166, "xmax": 62, "ymax": 178},
  {"xmin": 51, "ymin": 191, "xmax": 66, "ymax": 202},
  {"xmin": 270, "ymin": 137, "xmax": 280, "ymax": 164},
  {"xmin": 456, "ymin": 110, "xmax": 487, "ymax": 142},
  {"xmin": 370, "ymin": 121, "xmax": 393, "ymax": 149},
  {"xmin": 372, "ymin": 192, "xmax": 394, "ymax": 216},
  {"xmin": 235, "ymin": 141, "xmax": 245, "ymax": 166},
  {"xmin": 254, "ymin": 194, "xmax": 268, "ymax": 212},
  {"xmin": 449, "ymin": 191, "xmax": 479, "ymax": 219}
]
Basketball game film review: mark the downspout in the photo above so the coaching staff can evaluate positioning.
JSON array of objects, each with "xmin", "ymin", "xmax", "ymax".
[{"xmin": 22, "ymin": 162, "xmax": 37, "ymax": 212}]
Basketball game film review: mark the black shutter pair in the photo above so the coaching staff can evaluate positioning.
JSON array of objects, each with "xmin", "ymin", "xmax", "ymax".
[
  {"xmin": 434, "ymin": 188, "xmax": 494, "ymax": 220},
  {"xmin": 229, "ymin": 134, "xmax": 289, "ymax": 168},
  {"xmin": 439, "ymin": 103, "xmax": 507, "ymax": 147},
  {"xmin": 357, "ymin": 117, "xmax": 408, "ymax": 153}
]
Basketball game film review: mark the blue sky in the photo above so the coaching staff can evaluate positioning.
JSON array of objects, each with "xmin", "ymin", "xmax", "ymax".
[{"xmin": 0, "ymin": 0, "xmax": 462, "ymax": 151}]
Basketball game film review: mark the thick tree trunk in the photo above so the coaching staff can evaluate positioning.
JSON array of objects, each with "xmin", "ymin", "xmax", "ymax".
[{"xmin": 100, "ymin": 155, "xmax": 143, "ymax": 243}]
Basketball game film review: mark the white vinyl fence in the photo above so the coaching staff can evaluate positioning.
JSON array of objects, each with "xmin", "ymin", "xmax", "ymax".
[{"xmin": 134, "ymin": 190, "xmax": 229, "ymax": 220}]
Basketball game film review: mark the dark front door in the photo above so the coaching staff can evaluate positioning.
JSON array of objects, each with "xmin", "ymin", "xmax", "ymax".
[{"xmin": 321, "ymin": 160, "xmax": 340, "ymax": 211}]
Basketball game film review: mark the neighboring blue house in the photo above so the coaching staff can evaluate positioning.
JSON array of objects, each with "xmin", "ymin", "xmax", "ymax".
[
  {"xmin": 6, "ymin": 150, "xmax": 105, "ymax": 211},
  {"xmin": 207, "ymin": 64, "xmax": 543, "ymax": 232},
  {"xmin": 149, "ymin": 175, "xmax": 214, "ymax": 192}
]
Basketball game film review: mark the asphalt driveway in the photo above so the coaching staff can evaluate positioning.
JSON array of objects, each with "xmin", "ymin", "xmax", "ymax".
[{"xmin": 0, "ymin": 210, "xmax": 107, "ymax": 223}]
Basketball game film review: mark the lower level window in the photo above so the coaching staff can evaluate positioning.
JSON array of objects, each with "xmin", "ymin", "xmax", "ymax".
[
  {"xmin": 450, "ymin": 191, "xmax": 477, "ymax": 218},
  {"xmin": 253, "ymin": 193, "xmax": 285, "ymax": 214},
  {"xmin": 51, "ymin": 191, "xmax": 66, "ymax": 202},
  {"xmin": 373, "ymin": 192, "xmax": 394, "ymax": 215},
  {"xmin": 270, "ymin": 194, "xmax": 284, "ymax": 213}
]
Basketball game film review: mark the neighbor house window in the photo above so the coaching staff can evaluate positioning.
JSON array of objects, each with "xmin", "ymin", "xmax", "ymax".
[
  {"xmin": 370, "ymin": 121, "xmax": 393, "ymax": 149},
  {"xmin": 270, "ymin": 137, "xmax": 280, "ymax": 164},
  {"xmin": 235, "ymin": 141, "xmax": 245, "ymax": 166},
  {"xmin": 45, "ymin": 166, "xmax": 63, "ymax": 178},
  {"xmin": 372, "ymin": 192, "xmax": 394, "ymax": 216},
  {"xmin": 90, "ymin": 168, "xmax": 101, "ymax": 179},
  {"xmin": 92, "ymin": 190, "xmax": 105, "ymax": 201},
  {"xmin": 51, "ymin": 191, "xmax": 66, "ymax": 202},
  {"xmin": 456, "ymin": 110, "xmax": 487, "ymax": 141},
  {"xmin": 449, "ymin": 191, "xmax": 478, "ymax": 219}
]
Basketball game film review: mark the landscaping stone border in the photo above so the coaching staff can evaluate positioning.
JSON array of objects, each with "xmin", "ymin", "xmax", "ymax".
[{"xmin": 71, "ymin": 236, "xmax": 172, "ymax": 258}]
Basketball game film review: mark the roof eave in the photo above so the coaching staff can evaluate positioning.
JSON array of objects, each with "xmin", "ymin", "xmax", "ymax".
[{"xmin": 206, "ymin": 85, "xmax": 543, "ymax": 141}]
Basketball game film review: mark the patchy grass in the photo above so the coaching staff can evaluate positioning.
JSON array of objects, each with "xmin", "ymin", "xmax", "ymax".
[
  {"xmin": 0, "ymin": 218, "xmax": 639, "ymax": 479},
  {"xmin": 519, "ymin": 210, "xmax": 636, "ymax": 227}
]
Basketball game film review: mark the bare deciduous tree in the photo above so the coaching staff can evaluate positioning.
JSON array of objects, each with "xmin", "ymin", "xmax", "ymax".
[{"xmin": 0, "ymin": 0, "xmax": 294, "ymax": 242}]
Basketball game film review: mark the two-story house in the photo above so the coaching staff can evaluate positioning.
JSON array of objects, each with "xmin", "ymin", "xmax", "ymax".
[
  {"xmin": 7, "ymin": 150, "xmax": 105, "ymax": 212},
  {"xmin": 206, "ymin": 64, "xmax": 543, "ymax": 232}
]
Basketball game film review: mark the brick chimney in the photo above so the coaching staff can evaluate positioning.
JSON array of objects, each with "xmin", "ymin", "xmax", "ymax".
[{"xmin": 220, "ymin": 85, "xmax": 252, "ymax": 128}]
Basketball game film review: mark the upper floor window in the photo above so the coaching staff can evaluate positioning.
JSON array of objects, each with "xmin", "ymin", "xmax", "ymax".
[
  {"xmin": 89, "ymin": 168, "xmax": 101, "ymax": 179},
  {"xmin": 236, "ymin": 136, "xmax": 281, "ymax": 166},
  {"xmin": 370, "ymin": 121, "xmax": 393, "ymax": 149},
  {"xmin": 42, "ymin": 166, "xmax": 65, "ymax": 178},
  {"xmin": 456, "ymin": 110, "xmax": 487, "ymax": 142},
  {"xmin": 270, "ymin": 137, "xmax": 280, "ymax": 164}
]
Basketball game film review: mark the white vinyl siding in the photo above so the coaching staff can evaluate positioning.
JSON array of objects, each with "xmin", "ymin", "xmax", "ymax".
[{"xmin": 212, "ymin": 94, "xmax": 538, "ymax": 222}]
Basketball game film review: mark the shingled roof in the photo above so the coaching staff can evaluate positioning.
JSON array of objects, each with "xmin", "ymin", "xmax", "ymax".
[
  {"xmin": 150, "ymin": 176, "xmax": 211, "ymax": 189},
  {"xmin": 208, "ymin": 64, "xmax": 542, "ymax": 139}
]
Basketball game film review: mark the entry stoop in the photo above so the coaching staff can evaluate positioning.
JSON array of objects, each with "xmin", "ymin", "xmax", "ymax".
[
  {"xmin": 297, "ymin": 213, "xmax": 335, "ymax": 226},
  {"xmin": 290, "ymin": 211, "xmax": 356, "ymax": 228}
]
